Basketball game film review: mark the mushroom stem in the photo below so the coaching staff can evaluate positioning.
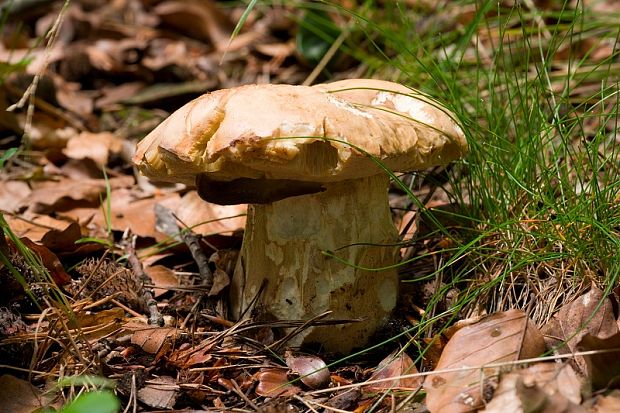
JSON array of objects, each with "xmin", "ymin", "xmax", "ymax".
[{"xmin": 230, "ymin": 174, "xmax": 399, "ymax": 352}]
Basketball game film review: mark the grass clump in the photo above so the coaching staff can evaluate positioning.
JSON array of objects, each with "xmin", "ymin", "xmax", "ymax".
[{"xmin": 320, "ymin": 0, "xmax": 620, "ymax": 328}]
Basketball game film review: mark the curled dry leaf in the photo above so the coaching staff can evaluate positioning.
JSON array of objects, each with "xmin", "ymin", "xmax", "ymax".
[
  {"xmin": 95, "ymin": 81, "xmax": 145, "ymax": 109},
  {"xmin": 589, "ymin": 390, "xmax": 620, "ymax": 412},
  {"xmin": 24, "ymin": 117, "xmax": 78, "ymax": 148},
  {"xmin": 424, "ymin": 309, "xmax": 546, "ymax": 413},
  {"xmin": 324, "ymin": 388, "xmax": 362, "ymax": 411},
  {"xmin": 55, "ymin": 79, "xmax": 94, "ymax": 117},
  {"xmin": 285, "ymin": 351, "xmax": 330, "ymax": 389},
  {"xmin": 17, "ymin": 237, "xmax": 71, "ymax": 285},
  {"xmin": 542, "ymin": 286, "xmax": 618, "ymax": 375},
  {"xmin": 364, "ymin": 349, "xmax": 422, "ymax": 393},
  {"xmin": 154, "ymin": 0, "xmax": 234, "ymax": 49},
  {"xmin": 5, "ymin": 213, "xmax": 82, "ymax": 252},
  {"xmin": 479, "ymin": 363, "xmax": 583, "ymax": 413},
  {"xmin": 577, "ymin": 331, "xmax": 620, "ymax": 391},
  {"xmin": 421, "ymin": 335, "xmax": 449, "ymax": 370},
  {"xmin": 255, "ymin": 368, "xmax": 301, "ymax": 397},
  {"xmin": 208, "ymin": 268, "xmax": 230, "ymax": 296},
  {"xmin": 65, "ymin": 189, "xmax": 180, "ymax": 241}
]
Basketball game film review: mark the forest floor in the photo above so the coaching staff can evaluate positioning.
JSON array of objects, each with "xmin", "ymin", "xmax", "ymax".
[{"xmin": 1, "ymin": 0, "xmax": 619, "ymax": 412}]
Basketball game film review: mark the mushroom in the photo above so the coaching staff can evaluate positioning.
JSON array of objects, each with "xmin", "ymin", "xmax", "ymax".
[{"xmin": 133, "ymin": 79, "xmax": 467, "ymax": 353}]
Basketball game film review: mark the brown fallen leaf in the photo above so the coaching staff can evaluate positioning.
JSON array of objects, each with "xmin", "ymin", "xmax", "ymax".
[
  {"xmin": 285, "ymin": 351, "xmax": 330, "ymax": 389},
  {"xmin": 0, "ymin": 374, "xmax": 56, "ymax": 413},
  {"xmin": 17, "ymin": 237, "xmax": 72, "ymax": 285},
  {"xmin": 26, "ymin": 176, "xmax": 133, "ymax": 214},
  {"xmin": 5, "ymin": 213, "xmax": 82, "ymax": 252},
  {"xmin": 95, "ymin": 81, "xmax": 145, "ymax": 109},
  {"xmin": 167, "ymin": 339, "xmax": 216, "ymax": 369},
  {"xmin": 54, "ymin": 78, "xmax": 94, "ymax": 118},
  {"xmin": 255, "ymin": 368, "xmax": 302, "ymax": 397},
  {"xmin": 137, "ymin": 376, "xmax": 179, "ymax": 410},
  {"xmin": 131, "ymin": 325, "xmax": 180, "ymax": 355},
  {"xmin": 577, "ymin": 331, "xmax": 620, "ymax": 391},
  {"xmin": 479, "ymin": 363, "xmax": 583, "ymax": 413},
  {"xmin": 364, "ymin": 349, "xmax": 422, "ymax": 393},
  {"xmin": 208, "ymin": 268, "xmax": 230, "ymax": 296},
  {"xmin": 588, "ymin": 390, "xmax": 620, "ymax": 412},
  {"xmin": 154, "ymin": 0, "xmax": 234, "ymax": 49},
  {"xmin": 64, "ymin": 189, "xmax": 180, "ymax": 241},
  {"xmin": 174, "ymin": 190, "xmax": 246, "ymax": 236},
  {"xmin": 63, "ymin": 131, "xmax": 124, "ymax": 167},
  {"xmin": 419, "ymin": 335, "xmax": 449, "ymax": 371},
  {"xmin": 84, "ymin": 38, "xmax": 148, "ymax": 73},
  {"xmin": 424, "ymin": 309, "xmax": 546, "ymax": 413},
  {"xmin": 542, "ymin": 286, "xmax": 618, "ymax": 375},
  {"xmin": 0, "ymin": 180, "xmax": 31, "ymax": 213},
  {"xmin": 144, "ymin": 265, "xmax": 178, "ymax": 298},
  {"xmin": 69, "ymin": 308, "xmax": 126, "ymax": 341}
]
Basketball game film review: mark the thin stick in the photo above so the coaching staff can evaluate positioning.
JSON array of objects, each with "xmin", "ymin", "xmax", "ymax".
[
  {"xmin": 306, "ymin": 348, "xmax": 620, "ymax": 395},
  {"xmin": 231, "ymin": 379, "xmax": 259, "ymax": 412},
  {"xmin": 122, "ymin": 231, "xmax": 163, "ymax": 326}
]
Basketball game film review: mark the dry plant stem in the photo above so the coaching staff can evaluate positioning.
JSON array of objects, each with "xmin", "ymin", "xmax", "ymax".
[
  {"xmin": 6, "ymin": 0, "xmax": 72, "ymax": 140},
  {"xmin": 123, "ymin": 234, "xmax": 163, "ymax": 326},
  {"xmin": 231, "ymin": 174, "xmax": 399, "ymax": 352},
  {"xmin": 181, "ymin": 231, "xmax": 214, "ymax": 289}
]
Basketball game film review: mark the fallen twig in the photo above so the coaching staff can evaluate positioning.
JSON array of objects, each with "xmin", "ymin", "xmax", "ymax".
[{"xmin": 122, "ymin": 231, "xmax": 163, "ymax": 326}]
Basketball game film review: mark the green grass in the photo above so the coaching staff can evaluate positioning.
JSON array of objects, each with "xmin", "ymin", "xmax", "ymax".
[{"xmin": 293, "ymin": 0, "xmax": 620, "ymax": 332}]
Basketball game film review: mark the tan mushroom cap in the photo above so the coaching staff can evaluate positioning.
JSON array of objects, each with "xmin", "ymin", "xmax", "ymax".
[{"xmin": 133, "ymin": 79, "xmax": 467, "ymax": 186}]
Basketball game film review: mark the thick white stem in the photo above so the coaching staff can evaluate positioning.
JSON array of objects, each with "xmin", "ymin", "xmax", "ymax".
[{"xmin": 230, "ymin": 174, "xmax": 399, "ymax": 353}]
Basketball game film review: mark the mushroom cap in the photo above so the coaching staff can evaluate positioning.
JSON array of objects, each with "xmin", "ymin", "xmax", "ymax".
[{"xmin": 133, "ymin": 79, "xmax": 467, "ymax": 186}]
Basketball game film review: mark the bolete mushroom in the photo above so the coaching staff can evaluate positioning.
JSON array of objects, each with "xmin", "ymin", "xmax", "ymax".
[{"xmin": 133, "ymin": 79, "xmax": 467, "ymax": 353}]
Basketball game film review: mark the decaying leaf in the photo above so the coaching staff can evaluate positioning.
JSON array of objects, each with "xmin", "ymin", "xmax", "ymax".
[
  {"xmin": 421, "ymin": 335, "xmax": 449, "ymax": 370},
  {"xmin": 26, "ymin": 176, "xmax": 133, "ymax": 214},
  {"xmin": 424, "ymin": 309, "xmax": 546, "ymax": 413},
  {"xmin": 65, "ymin": 189, "xmax": 180, "ymax": 241},
  {"xmin": 255, "ymin": 368, "xmax": 301, "ymax": 397},
  {"xmin": 208, "ymin": 268, "xmax": 230, "ymax": 296},
  {"xmin": 173, "ymin": 191, "xmax": 246, "ymax": 236},
  {"xmin": 577, "ymin": 331, "xmax": 620, "ymax": 391},
  {"xmin": 0, "ymin": 180, "xmax": 31, "ymax": 213},
  {"xmin": 588, "ymin": 390, "xmax": 620, "ymax": 412},
  {"xmin": 167, "ymin": 339, "xmax": 216, "ymax": 369},
  {"xmin": 285, "ymin": 351, "xmax": 330, "ymax": 389},
  {"xmin": 131, "ymin": 325, "xmax": 180, "ymax": 355},
  {"xmin": 479, "ymin": 363, "xmax": 583, "ymax": 413},
  {"xmin": 324, "ymin": 388, "xmax": 362, "ymax": 411},
  {"xmin": 542, "ymin": 286, "xmax": 618, "ymax": 375},
  {"xmin": 144, "ymin": 265, "xmax": 178, "ymax": 298},
  {"xmin": 137, "ymin": 376, "xmax": 179, "ymax": 410},
  {"xmin": 5, "ymin": 213, "xmax": 82, "ymax": 252},
  {"xmin": 364, "ymin": 349, "xmax": 422, "ymax": 393},
  {"xmin": 70, "ymin": 307, "xmax": 126, "ymax": 341},
  {"xmin": 0, "ymin": 374, "xmax": 55, "ymax": 413},
  {"xmin": 154, "ymin": 0, "xmax": 234, "ymax": 49},
  {"xmin": 17, "ymin": 237, "xmax": 71, "ymax": 285},
  {"xmin": 63, "ymin": 131, "xmax": 124, "ymax": 167}
]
